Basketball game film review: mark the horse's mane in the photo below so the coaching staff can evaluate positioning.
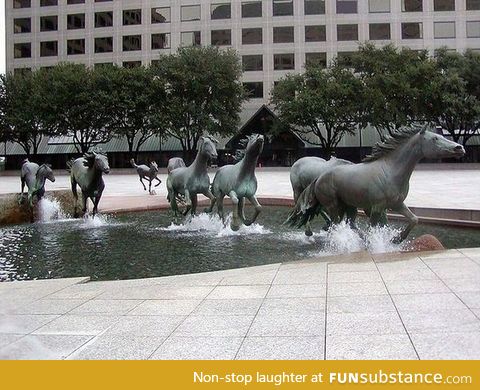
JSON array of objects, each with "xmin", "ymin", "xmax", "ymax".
[
  {"xmin": 362, "ymin": 126, "xmax": 425, "ymax": 162},
  {"xmin": 83, "ymin": 148, "xmax": 106, "ymax": 168}
]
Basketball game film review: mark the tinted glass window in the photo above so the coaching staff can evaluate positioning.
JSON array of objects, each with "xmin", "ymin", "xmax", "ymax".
[
  {"xmin": 273, "ymin": 26, "xmax": 295, "ymax": 43},
  {"xmin": 40, "ymin": 41, "xmax": 58, "ymax": 57},
  {"xmin": 336, "ymin": 0, "xmax": 357, "ymax": 13},
  {"xmin": 13, "ymin": 0, "xmax": 31, "ymax": 8},
  {"xmin": 151, "ymin": 33, "xmax": 171, "ymax": 49},
  {"xmin": 242, "ymin": 2, "xmax": 262, "ymax": 17},
  {"xmin": 305, "ymin": 52, "xmax": 327, "ymax": 68},
  {"xmin": 242, "ymin": 55, "xmax": 263, "ymax": 71},
  {"xmin": 273, "ymin": 0, "xmax": 293, "ymax": 16},
  {"xmin": 123, "ymin": 35, "xmax": 142, "ymax": 51},
  {"xmin": 181, "ymin": 5, "xmax": 201, "ymax": 21},
  {"xmin": 152, "ymin": 7, "xmax": 171, "ymax": 23},
  {"xmin": 95, "ymin": 37, "xmax": 113, "ymax": 53},
  {"xmin": 402, "ymin": 22, "xmax": 423, "ymax": 39},
  {"xmin": 14, "ymin": 42, "xmax": 31, "ymax": 58},
  {"xmin": 402, "ymin": 0, "xmax": 423, "ymax": 12},
  {"xmin": 14, "ymin": 18, "xmax": 31, "ymax": 33},
  {"xmin": 434, "ymin": 0, "xmax": 454, "ymax": 11},
  {"xmin": 67, "ymin": 39, "xmax": 85, "ymax": 55},
  {"xmin": 274, "ymin": 53, "xmax": 295, "ymax": 70},
  {"xmin": 305, "ymin": 0, "xmax": 325, "ymax": 15},
  {"xmin": 123, "ymin": 9, "xmax": 142, "ymax": 25},
  {"xmin": 95, "ymin": 11, "xmax": 113, "ymax": 27},
  {"xmin": 211, "ymin": 3, "xmax": 231, "ymax": 19},
  {"xmin": 337, "ymin": 24, "xmax": 358, "ymax": 41},
  {"xmin": 369, "ymin": 23, "xmax": 391, "ymax": 40},
  {"xmin": 211, "ymin": 30, "xmax": 231, "ymax": 46},
  {"xmin": 40, "ymin": 15, "xmax": 58, "ymax": 31},
  {"xmin": 242, "ymin": 28, "xmax": 262, "ymax": 44},
  {"xmin": 181, "ymin": 31, "xmax": 201, "ymax": 46},
  {"xmin": 243, "ymin": 82, "xmax": 263, "ymax": 98},
  {"xmin": 467, "ymin": 0, "xmax": 480, "ymax": 10},
  {"xmin": 67, "ymin": 14, "xmax": 85, "ymax": 29},
  {"xmin": 305, "ymin": 25, "xmax": 326, "ymax": 42}
]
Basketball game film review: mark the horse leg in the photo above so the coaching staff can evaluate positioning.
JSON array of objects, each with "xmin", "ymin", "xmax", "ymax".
[
  {"xmin": 81, "ymin": 192, "xmax": 88, "ymax": 218},
  {"xmin": 92, "ymin": 192, "xmax": 102, "ymax": 217},
  {"xmin": 154, "ymin": 176, "xmax": 162, "ymax": 187},
  {"xmin": 243, "ymin": 195, "xmax": 262, "ymax": 226},
  {"xmin": 229, "ymin": 191, "xmax": 241, "ymax": 231},
  {"xmin": 202, "ymin": 189, "xmax": 216, "ymax": 213},
  {"xmin": 191, "ymin": 194, "xmax": 198, "ymax": 215},
  {"xmin": 217, "ymin": 194, "xmax": 225, "ymax": 222},
  {"xmin": 345, "ymin": 206, "xmax": 358, "ymax": 229},
  {"xmin": 139, "ymin": 177, "xmax": 147, "ymax": 191},
  {"xmin": 169, "ymin": 190, "xmax": 179, "ymax": 218},
  {"xmin": 71, "ymin": 179, "xmax": 79, "ymax": 218},
  {"xmin": 19, "ymin": 178, "xmax": 26, "ymax": 204},
  {"xmin": 182, "ymin": 190, "xmax": 192, "ymax": 216},
  {"xmin": 391, "ymin": 203, "xmax": 418, "ymax": 243},
  {"xmin": 148, "ymin": 179, "xmax": 154, "ymax": 195}
]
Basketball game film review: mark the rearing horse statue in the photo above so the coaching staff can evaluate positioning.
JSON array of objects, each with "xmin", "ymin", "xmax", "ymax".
[
  {"xmin": 210, "ymin": 134, "xmax": 264, "ymax": 230},
  {"xmin": 67, "ymin": 150, "xmax": 110, "ymax": 218},
  {"xmin": 166, "ymin": 136, "xmax": 217, "ymax": 217},
  {"xmin": 287, "ymin": 126, "xmax": 465, "ymax": 243}
]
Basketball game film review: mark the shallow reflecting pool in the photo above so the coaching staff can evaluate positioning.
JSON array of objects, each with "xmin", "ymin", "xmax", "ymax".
[{"xmin": 1, "ymin": 206, "xmax": 479, "ymax": 281}]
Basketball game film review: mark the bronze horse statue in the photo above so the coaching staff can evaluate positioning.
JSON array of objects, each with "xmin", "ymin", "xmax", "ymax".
[
  {"xmin": 67, "ymin": 151, "xmax": 110, "ymax": 218},
  {"xmin": 210, "ymin": 134, "xmax": 264, "ymax": 230},
  {"xmin": 166, "ymin": 137, "xmax": 217, "ymax": 218},
  {"xmin": 289, "ymin": 156, "xmax": 352, "ymax": 236},
  {"xmin": 130, "ymin": 159, "xmax": 161, "ymax": 195},
  {"xmin": 20, "ymin": 159, "xmax": 56, "ymax": 220},
  {"xmin": 287, "ymin": 126, "xmax": 465, "ymax": 243}
]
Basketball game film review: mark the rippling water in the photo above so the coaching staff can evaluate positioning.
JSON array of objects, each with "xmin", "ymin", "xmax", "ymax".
[{"xmin": 0, "ymin": 207, "xmax": 478, "ymax": 282}]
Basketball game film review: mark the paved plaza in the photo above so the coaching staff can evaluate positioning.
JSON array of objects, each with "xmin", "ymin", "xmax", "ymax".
[{"xmin": 1, "ymin": 248, "xmax": 480, "ymax": 360}]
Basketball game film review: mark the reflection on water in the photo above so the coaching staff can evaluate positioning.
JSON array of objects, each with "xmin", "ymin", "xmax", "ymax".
[{"xmin": 0, "ymin": 207, "xmax": 479, "ymax": 282}]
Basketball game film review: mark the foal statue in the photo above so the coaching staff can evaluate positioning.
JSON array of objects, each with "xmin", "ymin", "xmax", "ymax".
[
  {"xmin": 166, "ymin": 136, "xmax": 217, "ymax": 217},
  {"xmin": 130, "ymin": 159, "xmax": 161, "ymax": 195},
  {"xmin": 68, "ymin": 150, "xmax": 110, "ymax": 218},
  {"xmin": 20, "ymin": 159, "xmax": 56, "ymax": 218},
  {"xmin": 210, "ymin": 134, "xmax": 264, "ymax": 230},
  {"xmin": 287, "ymin": 126, "xmax": 465, "ymax": 243}
]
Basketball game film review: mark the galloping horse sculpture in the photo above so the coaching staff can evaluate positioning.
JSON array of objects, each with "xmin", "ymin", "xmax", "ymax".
[
  {"xmin": 20, "ymin": 159, "xmax": 56, "ymax": 219},
  {"xmin": 68, "ymin": 150, "xmax": 110, "ymax": 218},
  {"xmin": 167, "ymin": 157, "xmax": 186, "ymax": 174},
  {"xmin": 289, "ymin": 156, "xmax": 352, "ymax": 236},
  {"xmin": 210, "ymin": 134, "xmax": 264, "ymax": 230},
  {"xmin": 287, "ymin": 127, "xmax": 465, "ymax": 243},
  {"xmin": 130, "ymin": 159, "xmax": 161, "ymax": 195},
  {"xmin": 166, "ymin": 137, "xmax": 217, "ymax": 217}
]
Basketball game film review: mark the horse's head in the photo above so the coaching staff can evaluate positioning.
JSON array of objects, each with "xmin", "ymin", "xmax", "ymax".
[
  {"xmin": 84, "ymin": 151, "xmax": 110, "ymax": 174},
  {"xmin": 38, "ymin": 164, "xmax": 55, "ymax": 183},
  {"xmin": 419, "ymin": 128, "xmax": 465, "ymax": 160},
  {"xmin": 150, "ymin": 161, "xmax": 159, "ymax": 173},
  {"xmin": 245, "ymin": 134, "xmax": 264, "ymax": 157},
  {"xmin": 199, "ymin": 136, "xmax": 218, "ymax": 161}
]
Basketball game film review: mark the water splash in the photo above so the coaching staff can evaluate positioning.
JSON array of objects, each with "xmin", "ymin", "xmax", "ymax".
[
  {"xmin": 37, "ymin": 198, "xmax": 66, "ymax": 222},
  {"xmin": 161, "ymin": 213, "xmax": 271, "ymax": 237},
  {"xmin": 80, "ymin": 214, "xmax": 113, "ymax": 228}
]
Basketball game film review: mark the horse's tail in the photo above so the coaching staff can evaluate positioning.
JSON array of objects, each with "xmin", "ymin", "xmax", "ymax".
[
  {"xmin": 66, "ymin": 159, "xmax": 74, "ymax": 173},
  {"xmin": 130, "ymin": 159, "xmax": 138, "ymax": 168},
  {"xmin": 285, "ymin": 180, "xmax": 322, "ymax": 228}
]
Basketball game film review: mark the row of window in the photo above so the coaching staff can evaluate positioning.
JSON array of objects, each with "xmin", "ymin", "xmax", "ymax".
[
  {"xmin": 12, "ymin": 1, "xmax": 480, "ymax": 15},
  {"xmin": 13, "ymin": 20, "xmax": 480, "ymax": 56}
]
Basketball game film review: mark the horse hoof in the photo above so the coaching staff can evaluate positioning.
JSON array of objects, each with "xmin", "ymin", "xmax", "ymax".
[
  {"xmin": 305, "ymin": 230, "xmax": 313, "ymax": 237},
  {"xmin": 230, "ymin": 223, "xmax": 240, "ymax": 231}
]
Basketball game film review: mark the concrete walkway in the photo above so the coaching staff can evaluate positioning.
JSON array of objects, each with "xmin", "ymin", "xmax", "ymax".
[{"xmin": 1, "ymin": 248, "xmax": 480, "ymax": 360}]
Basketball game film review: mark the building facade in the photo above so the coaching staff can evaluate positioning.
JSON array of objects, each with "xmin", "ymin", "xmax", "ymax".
[{"xmin": 4, "ymin": 0, "xmax": 480, "ymax": 166}]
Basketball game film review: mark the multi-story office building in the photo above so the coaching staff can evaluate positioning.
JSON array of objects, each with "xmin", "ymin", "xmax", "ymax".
[{"xmin": 4, "ymin": 1, "xmax": 480, "ymax": 165}]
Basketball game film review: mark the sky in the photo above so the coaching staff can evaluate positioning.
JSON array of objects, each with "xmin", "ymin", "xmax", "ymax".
[{"xmin": 0, "ymin": 0, "xmax": 5, "ymax": 74}]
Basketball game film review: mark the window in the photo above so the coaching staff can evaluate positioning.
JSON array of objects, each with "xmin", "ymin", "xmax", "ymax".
[
  {"xmin": 273, "ymin": 26, "xmax": 294, "ymax": 43},
  {"xmin": 305, "ymin": 0, "xmax": 325, "ymax": 14},
  {"xmin": 95, "ymin": 0, "xmax": 111, "ymax": 2},
  {"xmin": 123, "ymin": 9, "xmax": 141, "ymax": 25},
  {"xmin": 336, "ymin": 0, "xmax": 357, "ymax": 13},
  {"xmin": 67, "ymin": 14, "xmax": 85, "ymax": 29},
  {"xmin": 67, "ymin": 39, "xmax": 85, "ymax": 55},
  {"xmin": 123, "ymin": 35, "xmax": 142, "ymax": 51},
  {"xmin": 305, "ymin": 25, "xmax": 326, "ymax": 42},
  {"xmin": 242, "ymin": 55, "xmax": 263, "ymax": 71},
  {"xmin": 123, "ymin": 61, "xmax": 141, "ymax": 68},
  {"xmin": 95, "ymin": 11, "xmax": 113, "ymax": 27},
  {"xmin": 181, "ymin": 31, "xmax": 201, "ymax": 46},
  {"xmin": 67, "ymin": 0, "xmax": 84, "ymax": 3},
  {"xmin": 402, "ymin": 0, "xmax": 422, "ymax": 12},
  {"xmin": 337, "ymin": 51, "xmax": 355, "ymax": 67},
  {"xmin": 273, "ymin": 0, "xmax": 293, "ymax": 16},
  {"xmin": 434, "ymin": 0, "xmax": 454, "ymax": 11},
  {"xmin": 369, "ymin": 0, "xmax": 390, "ymax": 12},
  {"xmin": 305, "ymin": 52, "xmax": 327, "ymax": 68},
  {"xmin": 94, "ymin": 63, "xmax": 113, "ymax": 68},
  {"xmin": 369, "ymin": 23, "xmax": 391, "ymax": 40},
  {"xmin": 40, "ymin": 41, "xmax": 58, "ymax": 57},
  {"xmin": 181, "ymin": 5, "xmax": 201, "ymax": 21},
  {"xmin": 434, "ymin": 22, "xmax": 455, "ymax": 38},
  {"xmin": 243, "ymin": 82, "xmax": 263, "ymax": 98},
  {"xmin": 402, "ymin": 22, "xmax": 423, "ymax": 39},
  {"xmin": 14, "ymin": 18, "xmax": 31, "ymax": 34},
  {"xmin": 40, "ymin": 16, "xmax": 58, "ymax": 32},
  {"xmin": 337, "ymin": 24, "xmax": 358, "ymax": 41},
  {"xmin": 40, "ymin": 0, "xmax": 57, "ymax": 6},
  {"xmin": 95, "ymin": 37, "xmax": 113, "ymax": 53},
  {"xmin": 14, "ymin": 68, "xmax": 32, "ymax": 75},
  {"xmin": 467, "ymin": 21, "xmax": 480, "ymax": 38},
  {"xmin": 13, "ymin": 0, "xmax": 30, "ymax": 8},
  {"xmin": 211, "ymin": 29, "xmax": 231, "ymax": 46},
  {"xmin": 14, "ymin": 42, "xmax": 31, "ymax": 58},
  {"xmin": 242, "ymin": 28, "xmax": 262, "ymax": 44},
  {"xmin": 151, "ymin": 33, "xmax": 171, "ymax": 49},
  {"xmin": 274, "ymin": 53, "xmax": 295, "ymax": 70},
  {"xmin": 242, "ymin": 1, "xmax": 262, "ymax": 18},
  {"xmin": 467, "ymin": 0, "xmax": 480, "ymax": 10},
  {"xmin": 211, "ymin": 3, "xmax": 231, "ymax": 19},
  {"xmin": 151, "ymin": 7, "xmax": 170, "ymax": 23}
]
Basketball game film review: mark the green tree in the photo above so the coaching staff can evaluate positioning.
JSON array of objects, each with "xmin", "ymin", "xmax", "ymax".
[
  {"xmin": 2, "ymin": 70, "xmax": 57, "ymax": 156},
  {"xmin": 47, "ymin": 63, "xmax": 117, "ymax": 154},
  {"xmin": 271, "ymin": 63, "xmax": 363, "ymax": 157},
  {"xmin": 152, "ymin": 46, "xmax": 246, "ymax": 161},
  {"xmin": 352, "ymin": 43, "xmax": 438, "ymax": 138},
  {"xmin": 109, "ymin": 66, "xmax": 167, "ymax": 159},
  {"xmin": 431, "ymin": 48, "xmax": 480, "ymax": 147}
]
